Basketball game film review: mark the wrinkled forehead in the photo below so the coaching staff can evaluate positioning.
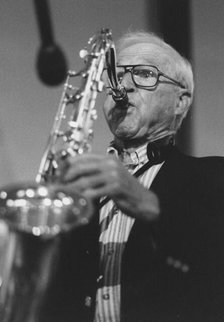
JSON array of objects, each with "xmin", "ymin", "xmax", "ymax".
[{"xmin": 117, "ymin": 43, "xmax": 174, "ymax": 70}]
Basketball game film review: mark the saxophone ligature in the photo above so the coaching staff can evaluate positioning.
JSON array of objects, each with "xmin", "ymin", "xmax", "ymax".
[{"xmin": 0, "ymin": 28, "xmax": 120, "ymax": 322}]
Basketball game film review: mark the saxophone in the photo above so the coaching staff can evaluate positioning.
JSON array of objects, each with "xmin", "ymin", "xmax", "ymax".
[{"xmin": 0, "ymin": 28, "xmax": 124, "ymax": 322}]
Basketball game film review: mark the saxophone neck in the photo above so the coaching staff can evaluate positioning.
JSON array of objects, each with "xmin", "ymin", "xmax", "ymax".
[{"xmin": 106, "ymin": 45, "xmax": 129, "ymax": 106}]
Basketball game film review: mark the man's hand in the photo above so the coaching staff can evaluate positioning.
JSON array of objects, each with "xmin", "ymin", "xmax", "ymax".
[{"xmin": 57, "ymin": 153, "xmax": 160, "ymax": 222}]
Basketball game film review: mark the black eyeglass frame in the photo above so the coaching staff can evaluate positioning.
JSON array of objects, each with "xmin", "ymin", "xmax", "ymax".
[{"xmin": 110, "ymin": 64, "xmax": 186, "ymax": 90}]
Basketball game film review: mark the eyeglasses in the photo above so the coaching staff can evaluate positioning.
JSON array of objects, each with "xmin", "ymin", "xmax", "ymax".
[{"xmin": 107, "ymin": 64, "xmax": 185, "ymax": 89}]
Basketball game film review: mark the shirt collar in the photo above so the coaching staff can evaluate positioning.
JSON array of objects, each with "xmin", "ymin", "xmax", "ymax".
[{"xmin": 107, "ymin": 142, "xmax": 148, "ymax": 168}]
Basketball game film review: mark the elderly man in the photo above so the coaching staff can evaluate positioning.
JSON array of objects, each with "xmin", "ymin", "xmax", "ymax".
[{"xmin": 42, "ymin": 31, "xmax": 224, "ymax": 322}]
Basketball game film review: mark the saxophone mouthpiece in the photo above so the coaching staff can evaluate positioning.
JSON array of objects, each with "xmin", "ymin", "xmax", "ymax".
[{"xmin": 112, "ymin": 85, "xmax": 129, "ymax": 106}]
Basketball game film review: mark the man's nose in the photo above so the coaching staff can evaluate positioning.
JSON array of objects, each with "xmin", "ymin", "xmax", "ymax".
[{"xmin": 120, "ymin": 72, "xmax": 135, "ymax": 90}]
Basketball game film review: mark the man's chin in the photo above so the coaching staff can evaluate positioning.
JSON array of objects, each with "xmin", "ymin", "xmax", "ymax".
[{"xmin": 112, "ymin": 126, "xmax": 138, "ymax": 140}]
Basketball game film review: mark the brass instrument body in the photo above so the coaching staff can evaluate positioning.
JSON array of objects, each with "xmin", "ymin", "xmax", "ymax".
[
  {"xmin": 36, "ymin": 28, "xmax": 114, "ymax": 182},
  {"xmin": 0, "ymin": 183, "xmax": 91, "ymax": 322},
  {"xmin": 0, "ymin": 225, "xmax": 59, "ymax": 322},
  {"xmin": 0, "ymin": 28, "xmax": 119, "ymax": 321}
]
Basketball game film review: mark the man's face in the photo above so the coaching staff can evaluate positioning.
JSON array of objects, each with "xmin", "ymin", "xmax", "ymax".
[{"xmin": 103, "ymin": 43, "xmax": 181, "ymax": 143}]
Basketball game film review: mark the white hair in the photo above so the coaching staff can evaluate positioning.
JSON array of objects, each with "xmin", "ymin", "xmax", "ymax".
[{"xmin": 116, "ymin": 31, "xmax": 194, "ymax": 106}]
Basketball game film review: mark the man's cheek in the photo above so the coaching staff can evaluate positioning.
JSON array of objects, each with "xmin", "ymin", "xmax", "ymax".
[{"xmin": 103, "ymin": 98, "xmax": 115, "ymax": 118}]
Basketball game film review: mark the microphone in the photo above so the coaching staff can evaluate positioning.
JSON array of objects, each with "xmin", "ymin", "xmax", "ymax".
[
  {"xmin": 36, "ymin": 44, "xmax": 67, "ymax": 86},
  {"xmin": 34, "ymin": 0, "xmax": 67, "ymax": 86}
]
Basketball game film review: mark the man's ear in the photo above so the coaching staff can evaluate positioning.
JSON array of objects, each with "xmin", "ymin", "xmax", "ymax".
[
  {"xmin": 172, "ymin": 89, "xmax": 192, "ymax": 131},
  {"xmin": 175, "ymin": 88, "xmax": 192, "ymax": 118}
]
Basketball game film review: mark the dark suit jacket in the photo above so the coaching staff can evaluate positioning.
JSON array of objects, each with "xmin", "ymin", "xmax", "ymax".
[{"xmin": 41, "ymin": 147, "xmax": 224, "ymax": 322}]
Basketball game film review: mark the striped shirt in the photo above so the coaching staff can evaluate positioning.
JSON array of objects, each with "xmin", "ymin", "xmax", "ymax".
[{"xmin": 94, "ymin": 144, "xmax": 163, "ymax": 322}]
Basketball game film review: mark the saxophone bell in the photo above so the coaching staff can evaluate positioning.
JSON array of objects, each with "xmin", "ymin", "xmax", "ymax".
[{"xmin": 0, "ymin": 182, "xmax": 93, "ymax": 322}]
